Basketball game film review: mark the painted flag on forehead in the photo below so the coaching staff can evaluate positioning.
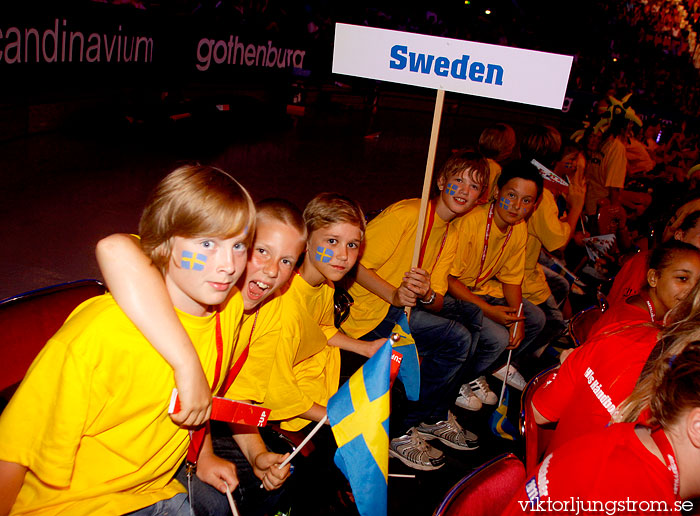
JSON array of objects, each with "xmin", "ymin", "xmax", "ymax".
[
  {"xmin": 328, "ymin": 339, "xmax": 392, "ymax": 516},
  {"xmin": 390, "ymin": 311, "xmax": 420, "ymax": 401}
]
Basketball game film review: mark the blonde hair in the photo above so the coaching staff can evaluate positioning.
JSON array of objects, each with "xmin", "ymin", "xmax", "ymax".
[
  {"xmin": 615, "ymin": 279, "xmax": 700, "ymax": 424},
  {"xmin": 437, "ymin": 149, "xmax": 490, "ymax": 197},
  {"xmin": 256, "ymin": 198, "xmax": 306, "ymax": 240},
  {"xmin": 139, "ymin": 164, "xmax": 256, "ymax": 271},
  {"xmin": 303, "ymin": 192, "xmax": 365, "ymax": 236}
]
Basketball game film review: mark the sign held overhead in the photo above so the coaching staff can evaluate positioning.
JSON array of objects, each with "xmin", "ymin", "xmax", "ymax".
[{"xmin": 333, "ymin": 23, "xmax": 573, "ymax": 110}]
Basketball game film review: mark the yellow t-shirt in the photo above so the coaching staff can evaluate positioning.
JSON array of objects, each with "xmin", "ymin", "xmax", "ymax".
[
  {"xmin": 223, "ymin": 294, "xmax": 286, "ymax": 403},
  {"xmin": 450, "ymin": 203, "xmax": 527, "ymax": 298},
  {"xmin": 342, "ymin": 198, "xmax": 457, "ymax": 339},
  {"xmin": 0, "ymin": 292, "xmax": 242, "ymax": 516},
  {"xmin": 601, "ymin": 137, "xmax": 627, "ymax": 188},
  {"xmin": 263, "ymin": 273, "xmax": 340, "ymax": 431},
  {"xmin": 523, "ymin": 189, "xmax": 571, "ymax": 305}
]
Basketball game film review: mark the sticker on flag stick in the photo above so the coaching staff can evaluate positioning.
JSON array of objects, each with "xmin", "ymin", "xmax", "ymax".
[{"xmin": 169, "ymin": 389, "xmax": 270, "ymax": 427}]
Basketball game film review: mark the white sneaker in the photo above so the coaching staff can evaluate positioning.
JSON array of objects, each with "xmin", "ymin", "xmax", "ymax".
[
  {"xmin": 469, "ymin": 376, "xmax": 498, "ymax": 405},
  {"xmin": 455, "ymin": 383, "xmax": 482, "ymax": 411},
  {"xmin": 492, "ymin": 364, "xmax": 527, "ymax": 391}
]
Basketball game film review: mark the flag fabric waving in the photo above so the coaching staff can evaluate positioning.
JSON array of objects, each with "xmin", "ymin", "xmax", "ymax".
[
  {"xmin": 328, "ymin": 338, "xmax": 392, "ymax": 516},
  {"xmin": 488, "ymin": 387, "xmax": 519, "ymax": 441},
  {"xmin": 391, "ymin": 311, "xmax": 420, "ymax": 401}
]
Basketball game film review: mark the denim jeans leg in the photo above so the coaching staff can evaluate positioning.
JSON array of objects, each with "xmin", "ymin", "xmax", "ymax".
[
  {"xmin": 438, "ymin": 294, "xmax": 484, "ymax": 350},
  {"xmin": 124, "ymin": 493, "xmax": 190, "ymax": 516},
  {"xmin": 475, "ymin": 295, "xmax": 546, "ymax": 370},
  {"xmin": 513, "ymin": 298, "xmax": 546, "ymax": 360},
  {"xmin": 543, "ymin": 266, "xmax": 571, "ymax": 308},
  {"xmin": 470, "ymin": 304, "xmax": 510, "ymax": 377},
  {"xmin": 399, "ymin": 307, "xmax": 472, "ymax": 430}
]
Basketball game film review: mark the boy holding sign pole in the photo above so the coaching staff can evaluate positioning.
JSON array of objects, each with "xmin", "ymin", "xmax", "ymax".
[{"xmin": 341, "ymin": 150, "xmax": 490, "ymax": 471}]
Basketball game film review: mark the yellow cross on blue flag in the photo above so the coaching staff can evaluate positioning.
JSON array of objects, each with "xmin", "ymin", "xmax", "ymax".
[
  {"xmin": 488, "ymin": 387, "xmax": 519, "ymax": 441},
  {"xmin": 328, "ymin": 338, "xmax": 392, "ymax": 516},
  {"xmin": 391, "ymin": 311, "xmax": 420, "ymax": 401}
]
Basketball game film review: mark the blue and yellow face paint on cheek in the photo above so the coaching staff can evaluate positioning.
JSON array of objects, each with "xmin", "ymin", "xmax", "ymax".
[
  {"xmin": 445, "ymin": 183, "xmax": 458, "ymax": 196},
  {"xmin": 498, "ymin": 197, "xmax": 510, "ymax": 210},
  {"xmin": 181, "ymin": 250, "xmax": 207, "ymax": 271},
  {"xmin": 315, "ymin": 246, "xmax": 333, "ymax": 263}
]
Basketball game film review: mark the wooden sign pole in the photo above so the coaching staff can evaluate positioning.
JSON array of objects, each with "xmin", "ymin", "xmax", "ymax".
[{"xmin": 407, "ymin": 88, "xmax": 445, "ymax": 318}]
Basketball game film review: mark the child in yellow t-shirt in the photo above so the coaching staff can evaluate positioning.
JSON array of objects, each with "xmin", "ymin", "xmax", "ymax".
[
  {"xmin": 342, "ymin": 150, "xmax": 490, "ymax": 471},
  {"xmin": 0, "ymin": 165, "xmax": 254, "ymax": 516},
  {"xmin": 520, "ymin": 129, "xmax": 587, "ymax": 354},
  {"xmin": 448, "ymin": 160, "xmax": 546, "ymax": 393}
]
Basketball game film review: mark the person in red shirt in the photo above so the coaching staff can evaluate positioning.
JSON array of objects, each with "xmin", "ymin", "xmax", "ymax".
[
  {"xmin": 589, "ymin": 240, "xmax": 700, "ymax": 338},
  {"xmin": 607, "ymin": 210, "xmax": 700, "ymax": 307},
  {"xmin": 530, "ymin": 241, "xmax": 700, "ymax": 457},
  {"xmin": 502, "ymin": 303, "xmax": 700, "ymax": 515}
]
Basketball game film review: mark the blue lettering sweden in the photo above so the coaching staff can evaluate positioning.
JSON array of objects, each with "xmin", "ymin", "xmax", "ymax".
[{"xmin": 389, "ymin": 44, "xmax": 503, "ymax": 85}]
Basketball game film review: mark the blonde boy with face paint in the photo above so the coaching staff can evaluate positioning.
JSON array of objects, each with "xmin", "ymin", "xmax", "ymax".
[
  {"xmin": 342, "ymin": 150, "xmax": 490, "ymax": 471},
  {"xmin": 0, "ymin": 165, "xmax": 254, "ymax": 516},
  {"xmin": 447, "ymin": 160, "xmax": 546, "ymax": 393},
  {"xmin": 261, "ymin": 193, "xmax": 385, "ymax": 432}
]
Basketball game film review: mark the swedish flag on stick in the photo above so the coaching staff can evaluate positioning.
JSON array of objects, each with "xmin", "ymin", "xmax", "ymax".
[{"xmin": 328, "ymin": 339, "xmax": 392, "ymax": 516}]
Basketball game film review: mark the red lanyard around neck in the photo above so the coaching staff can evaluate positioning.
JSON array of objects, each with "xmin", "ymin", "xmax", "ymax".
[
  {"xmin": 475, "ymin": 203, "xmax": 512, "ymax": 286},
  {"xmin": 187, "ymin": 312, "xmax": 224, "ymax": 465},
  {"xmin": 651, "ymin": 427, "xmax": 680, "ymax": 498},
  {"xmin": 418, "ymin": 200, "xmax": 449, "ymax": 274},
  {"xmin": 218, "ymin": 308, "xmax": 259, "ymax": 396}
]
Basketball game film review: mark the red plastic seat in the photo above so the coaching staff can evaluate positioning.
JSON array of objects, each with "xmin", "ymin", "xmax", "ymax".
[
  {"xmin": 568, "ymin": 305, "xmax": 605, "ymax": 347},
  {"xmin": 519, "ymin": 365, "xmax": 558, "ymax": 475},
  {"xmin": 432, "ymin": 453, "xmax": 525, "ymax": 516},
  {"xmin": 0, "ymin": 279, "xmax": 106, "ymax": 398}
]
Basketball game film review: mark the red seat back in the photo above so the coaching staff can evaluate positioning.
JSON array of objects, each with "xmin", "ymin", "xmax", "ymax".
[
  {"xmin": 568, "ymin": 305, "xmax": 605, "ymax": 347},
  {"xmin": 433, "ymin": 453, "xmax": 525, "ymax": 516},
  {"xmin": 0, "ymin": 280, "xmax": 106, "ymax": 395},
  {"xmin": 519, "ymin": 365, "xmax": 558, "ymax": 475}
]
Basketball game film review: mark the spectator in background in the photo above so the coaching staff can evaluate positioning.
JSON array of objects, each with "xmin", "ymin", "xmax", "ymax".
[{"xmin": 478, "ymin": 123, "xmax": 517, "ymax": 203}]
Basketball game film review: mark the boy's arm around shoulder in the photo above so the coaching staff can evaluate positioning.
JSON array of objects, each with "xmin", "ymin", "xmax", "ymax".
[{"xmin": 96, "ymin": 233, "xmax": 211, "ymax": 427}]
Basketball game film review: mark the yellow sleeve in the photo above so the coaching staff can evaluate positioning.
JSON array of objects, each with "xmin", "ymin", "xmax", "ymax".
[
  {"xmin": 359, "ymin": 206, "xmax": 406, "ymax": 271},
  {"xmin": 603, "ymin": 140, "xmax": 627, "ymax": 188},
  {"xmin": 0, "ymin": 324, "xmax": 98, "ymax": 488},
  {"xmin": 531, "ymin": 190, "xmax": 571, "ymax": 252}
]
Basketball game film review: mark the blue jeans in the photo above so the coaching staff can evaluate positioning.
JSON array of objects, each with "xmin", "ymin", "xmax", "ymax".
[
  {"xmin": 174, "ymin": 423, "xmax": 286, "ymax": 516},
  {"xmin": 543, "ymin": 265, "xmax": 571, "ymax": 308},
  {"xmin": 125, "ymin": 494, "xmax": 190, "ymax": 516},
  {"xmin": 475, "ymin": 295, "xmax": 546, "ymax": 372},
  {"xmin": 361, "ymin": 302, "xmax": 480, "ymax": 435}
]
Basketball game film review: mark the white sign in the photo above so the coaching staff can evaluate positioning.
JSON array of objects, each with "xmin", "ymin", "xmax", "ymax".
[{"xmin": 332, "ymin": 23, "xmax": 573, "ymax": 110}]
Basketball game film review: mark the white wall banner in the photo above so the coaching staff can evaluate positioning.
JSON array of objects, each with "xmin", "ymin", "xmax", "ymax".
[{"xmin": 332, "ymin": 23, "xmax": 573, "ymax": 110}]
